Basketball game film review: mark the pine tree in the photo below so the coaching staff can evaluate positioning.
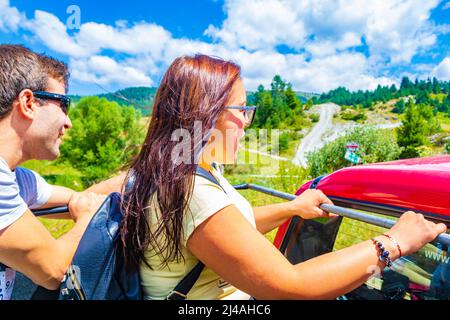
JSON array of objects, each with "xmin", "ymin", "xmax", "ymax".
[
  {"xmin": 285, "ymin": 85, "xmax": 303, "ymax": 114},
  {"xmin": 397, "ymin": 101, "xmax": 428, "ymax": 158},
  {"xmin": 393, "ymin": 99, "xmax": 405, "ymax": 114},
  {"xmin": 400, "ymin": 77, "xmax": 413, "ymax": 96},
  {"xmin": 259, "ymin": 91, "xmax": 273, "ymax": 128},
  {"xmin": 432, "ymin": 77, "xmax": 441, "ymax": 94},
  {"xmin": 415, "ymin": 90, "xmax": 430, "ymax": 104}
]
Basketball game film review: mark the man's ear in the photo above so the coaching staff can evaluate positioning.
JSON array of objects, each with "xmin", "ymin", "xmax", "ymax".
[{"xmin": 15, "ymin": 89, "xmax": 36, "ymax": 120}]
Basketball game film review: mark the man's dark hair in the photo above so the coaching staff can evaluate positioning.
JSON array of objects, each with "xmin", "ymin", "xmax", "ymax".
[{"xmin": 0, "ymin": 44, "xmax": 69, "ymax": 119}]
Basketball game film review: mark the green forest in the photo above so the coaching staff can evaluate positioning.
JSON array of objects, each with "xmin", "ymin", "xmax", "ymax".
[
  {"xmin": 315, "ymin": 77, "xmax": 450, "ymax": 115},
  {"xmin": 55, "ymin": 75, "xmax": 450, "ymax": 188},
  {"xmin": 70, "ymin": 87, "xmax": 156, "ymax": 116},
  {"xmin": 248, "ymin": 75, "xmax": 309, "ymax": 130}
]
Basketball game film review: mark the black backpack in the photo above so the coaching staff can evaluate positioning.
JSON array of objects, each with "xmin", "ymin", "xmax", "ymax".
[{"xmin": 32, "ymin": 166, "xmax": 225, "ymax": 300}]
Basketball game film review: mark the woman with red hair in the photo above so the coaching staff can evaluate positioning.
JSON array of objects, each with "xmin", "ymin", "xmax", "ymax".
[{"xmin": 120, "ymin": 54, "xmax": 447, "ymax": 300}]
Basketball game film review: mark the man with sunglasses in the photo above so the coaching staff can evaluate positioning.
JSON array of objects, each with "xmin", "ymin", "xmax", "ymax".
[{"xmin": 0, "ymin": 45, "xmax": 120, "ymax": 300}]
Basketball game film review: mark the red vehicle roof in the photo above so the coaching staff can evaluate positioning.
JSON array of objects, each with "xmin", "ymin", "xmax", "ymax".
[
  {"xmin": 274, "ymin": 155, "xmax": 450, "ymax": 249},
  {"xmin": 296, "ymin": 155, "xmax": 450, "ymax": 218}
]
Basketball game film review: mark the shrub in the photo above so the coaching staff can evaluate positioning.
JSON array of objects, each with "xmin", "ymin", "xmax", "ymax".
[
  {"xmin": 397, "ymin": 102, "xmax": 441, "ymax": 159},
  {"xmin": 340, "ymin": 110, "xmax": 367, "ymax": 122},
  {"xmin": 278, "ymin": 132, "xmax": 291, "ymax": 152},
  {"xmin": 59, "ymin": 96, "xmax": 145, "ymax": 185},
  {"xmin": 392, "ymin": 99, "xmax": 405, "ymax": 114},
  {"xmin": 309, "ymin": 113, "xmax": 320, "ymax": 123},
  {"xmin": 306, "ymin": 127, "xmax": 402, "ymax": 177}
]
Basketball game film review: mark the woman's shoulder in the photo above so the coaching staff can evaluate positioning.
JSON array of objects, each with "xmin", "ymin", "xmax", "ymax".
[
  {"xmin": 183, "ymin": 172, "xmax": 234, "ymax": 246},
  {"xmin": 192, "ymin": 173, "xmax": 228, "ymax": 199},
  {"xmin": 193, "ymin": 164, "xmax": 228, "ymax": 192}
]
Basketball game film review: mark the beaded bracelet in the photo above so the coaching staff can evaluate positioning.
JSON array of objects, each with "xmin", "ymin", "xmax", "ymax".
[
  {"xmin": 382, "ymin": 234, "xmax": 403, "ymax": 257},
  {"xmin": 371, "ymin": 238, "xmax": 393, "ymax": 268}
]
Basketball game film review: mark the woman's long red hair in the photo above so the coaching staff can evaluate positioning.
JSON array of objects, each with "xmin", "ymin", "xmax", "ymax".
[{"xmin": 120, "ymin": 55, "xmax": 241, "ymax": 271}]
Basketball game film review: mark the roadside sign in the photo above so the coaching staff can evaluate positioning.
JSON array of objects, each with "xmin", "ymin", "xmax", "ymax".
[
  {"xmin": 345, "ymin": 142, "xmax": 359, "ymax": 152},
  {"xmin": 345, "ymin": 150, "xmax": 361, "ymax": 164}
]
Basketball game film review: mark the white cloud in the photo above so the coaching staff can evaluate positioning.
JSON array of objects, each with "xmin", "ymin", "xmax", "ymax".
[
  {"xmin": 282, "ymin": 52, "xmax": 396, "ymax": 92},
  {"xmin": 206, "ymin": 0, "xmax": 441, "ymax": 65},
  {"xmin": 162, "ymin": 38, "xmax": 220, "ymax": 65},
  {"xmin": 433, "ymin": 57, "xmax": 450, "ymax": 80},
  {"xmin": 76, "ymin": 22, "xmax": 172, "ymax": 57},
  {"xmin": 208, "ymin": 49, "xmax": 396, "ymax": 93},
  {"xmin": 362, "ymin": 0, "xmax": 440, "ymax": 64},
  {"xmin": 205, "ymin": 0, "xmax": 307, "ymax": 51},
  {"xmin": 23, "ymin": 10, "xmax": 92, "ymax": 58},
  {"xmin": 23, "ymin": 12, "xmax": 173, "ymax": 59},
  {"xmin": 18, "ymin": 10, "xmax": 169, "ymax": 87},
  {"xmin": 200, "ymin": 0, "xmax": 441, "ymax": 90},
  {"xmin": 0, "ymin": 0, "xmax": 446, "ymax": 93},
  {"xmin": 304, "ymin": 33, "xmax": 362, "ymax": 58},
  {"xmin": 0, "ymin": 0, "xmax": 24, "ymax": 32},
  {"xmin": 70, "ymin": 55, "xmax": 153, "ymax": 87},
  {"xmin": 443, "ymin": 1, "xmax": 450, "ymax": 10}
]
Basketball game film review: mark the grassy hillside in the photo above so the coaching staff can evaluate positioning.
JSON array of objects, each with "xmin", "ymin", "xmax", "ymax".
[
  {"xmin": 70, "ymin": 87, "xmax": 157, "ymax": 116},
  {"xmin": 98, "ymin": 87, "xmax": 157, "ymax": 116}
]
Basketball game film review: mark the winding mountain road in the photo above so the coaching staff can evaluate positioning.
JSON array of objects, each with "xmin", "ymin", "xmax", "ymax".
[
  {"xmin": 292, "ymin": 103, "xmax": 401, "ymax": 168},
  {"xmin": 292, "ymin": 103, "xmax": 340, "ymax": 167}
]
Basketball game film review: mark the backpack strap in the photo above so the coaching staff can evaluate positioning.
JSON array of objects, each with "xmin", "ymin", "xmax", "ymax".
[
  {"xmin": 195, "ymin": 165, "xmax": 226, "ymax": 194},
  {"xmin": 166, "ymin": 165, "xmax": 226, "ymax": 300},
  {"xmin": 165, "ymin": 262, "xmax": 206, "ymax": 300}
]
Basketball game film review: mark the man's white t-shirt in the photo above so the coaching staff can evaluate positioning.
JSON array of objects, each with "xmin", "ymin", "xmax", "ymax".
[{"xmin": 0, "ymin": 157, "xmax": 52, "ymax": 300}]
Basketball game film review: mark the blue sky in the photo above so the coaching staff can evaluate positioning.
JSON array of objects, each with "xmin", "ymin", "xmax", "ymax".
[
  {"xmin": 9, "ymin": 0, "xmax": 226, "ymax": 40},
  {"xmin": 1, "ymin": 0, "xmax": 449, "ymax": 95}
]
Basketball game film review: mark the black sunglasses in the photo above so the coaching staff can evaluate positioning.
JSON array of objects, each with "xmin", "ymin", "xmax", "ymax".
[
  {"xmin": 224, "ymin": 106, "xmax": 257, "ymax": 127},
  {"xmin": 33, "ymin": 91, "xmax": 71, "ymax": 115}
]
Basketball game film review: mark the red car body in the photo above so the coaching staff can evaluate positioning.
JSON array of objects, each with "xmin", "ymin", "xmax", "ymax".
[{"xmin": 274, "ymin": 155, "xmax": 450, "ymax": 249}]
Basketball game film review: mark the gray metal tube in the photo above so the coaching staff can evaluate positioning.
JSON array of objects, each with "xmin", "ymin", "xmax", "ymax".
[
  {"xmin": 32, "ymin": 206, "xmax": 69, "ymax": 217},
  {"xmin": 234, "ymin": 183, "xmax": 450, "ymax": 247},
  {"xmin": 33, "ymin": 183, "xmax": 450, "ymax": 246}
]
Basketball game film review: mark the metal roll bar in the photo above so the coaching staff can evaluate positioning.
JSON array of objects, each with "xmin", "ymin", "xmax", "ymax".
[
  {"xmin": 32, "ymin": 183, "xmax": 450, "ymax": 246},
  {"xmin": 32, "ymin": 206, "xmax": 69, "ymax": 217},
  {"xmin": 234, "ymin": 183, "xmax": 450, "ymax": 247}
]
